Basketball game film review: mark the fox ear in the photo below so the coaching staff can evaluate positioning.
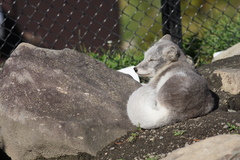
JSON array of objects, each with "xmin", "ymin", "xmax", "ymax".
[
  {"xmin": 159, "ymin": 34, "xmax": 171, "ymax": 41},
  {"xmin": 162, "ymin": 45, "xmax": 179, "ymax": 62}
]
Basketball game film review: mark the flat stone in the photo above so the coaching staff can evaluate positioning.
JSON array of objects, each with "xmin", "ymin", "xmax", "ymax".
[
  {"xmin": 212, "ymin": 42, "xmax": 240, "ymax": 62},
  {"xmin": 162, "ymin": 134, "xmax": 240, "ymax": 160}
]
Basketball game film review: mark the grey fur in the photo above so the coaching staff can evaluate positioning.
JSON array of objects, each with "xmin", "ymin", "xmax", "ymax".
[{"xmin": 127, "ymin": 34, "xmax": 215, "ymax": 129}]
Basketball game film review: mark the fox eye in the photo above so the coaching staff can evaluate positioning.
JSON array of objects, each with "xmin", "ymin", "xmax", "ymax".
[{"xmin": 149, "ymin": 59, "xmax": 156, "ymax": 62}]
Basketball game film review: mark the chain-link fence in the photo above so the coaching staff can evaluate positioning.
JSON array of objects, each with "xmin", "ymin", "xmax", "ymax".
[{"xmin": 0, "ymin": 0, "xmax": 239, "ymax": 67}]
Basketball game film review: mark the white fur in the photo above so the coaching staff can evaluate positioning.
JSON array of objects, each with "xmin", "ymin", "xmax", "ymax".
[
  {"xmin": 156, "ymin": 71, "xmax": 173, "ymax": 92},
  {"xmin": 127, "ymin": 85, "xmax": 170, "ymax": 129},
  {"xmin": 127, "ymin": 71, "xmax": 187, "ymax": 129}
]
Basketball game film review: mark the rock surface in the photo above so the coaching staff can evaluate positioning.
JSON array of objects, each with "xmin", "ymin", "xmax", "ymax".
[
  {"xmin": 213, "ymin": 69, "xmax": 240, "ymax": 95},
  {"xmin": 197, "ymin": 55, "xmax": 240, "ymax": 111},
  {"xmin": 212, "ymin": 42, "xmax": 240, "ymax": 62},
  {"xmin": 0, "ymin": 43, "xmax": 140, "ymax": 160},
  {"xmin": 162, "ymin": 134, "xmax": 240, "ymax": 160}
]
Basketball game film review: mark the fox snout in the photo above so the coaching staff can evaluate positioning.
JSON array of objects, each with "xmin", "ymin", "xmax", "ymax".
[
  {"xmin": 133, "ymin": 67, "xmax": 138, "ymax": 73},
  {"xmin": 133, "ymin": 65, "xmax": 155, "ymax": 77}
]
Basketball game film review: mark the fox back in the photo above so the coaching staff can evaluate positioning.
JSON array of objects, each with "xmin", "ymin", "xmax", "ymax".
[{"xmin": 127, "ymin": 35, "xmax": 215, "ymax": 129}]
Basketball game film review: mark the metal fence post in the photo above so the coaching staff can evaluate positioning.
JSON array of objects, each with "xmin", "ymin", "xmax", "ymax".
[{"xmin": 161, "ymin": 0, "xmax": 182, "ymax": 47}]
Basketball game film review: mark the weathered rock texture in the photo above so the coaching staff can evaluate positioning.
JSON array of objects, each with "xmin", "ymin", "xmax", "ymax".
[
  {"xmin": 0, "ymin": 43, "xmax": 140, "ymax": 160},
  {"xmin": 162, "ymin": 134, "xmax": 240, "ymax": 160},
  {"xmin": 197, "ymin": 55, "xmax": 240, "ymax": 111},
  {"xmin": 213, "ymin": 69, "xmax": 240, "ymax": 95},
  {"xmin": 212, "ymin": 42, "xmax": 240, "ymax": 62}
]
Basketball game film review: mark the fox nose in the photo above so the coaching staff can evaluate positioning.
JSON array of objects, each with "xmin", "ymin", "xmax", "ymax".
[{"xmin": 133, "ymin": 67, "xmax": 138, "ymax": 73}]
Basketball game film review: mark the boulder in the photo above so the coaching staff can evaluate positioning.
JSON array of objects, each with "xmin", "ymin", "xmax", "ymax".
[
  {"xmin": 162, "ymin": 134, "xmax": 240, "ymax": 160},
  {"xmin": 212, "ymin": 42, "xmax": 240, "ymax": 62},
  {"xmin": 213, "ymin": 69, "xmax": 240, "ymax": 95},
  {"xmin": 0, "ymin": 43, "xmax": 140, "ymax": 160},
  {"xmin": 197, "ymin": 55, "xmax": 240, "ymax": 111}
]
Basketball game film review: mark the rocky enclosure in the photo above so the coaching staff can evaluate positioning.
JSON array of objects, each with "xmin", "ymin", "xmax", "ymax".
[{"xmin": 0, "ymin": 43, "xmax": 239, "ymax": 160}]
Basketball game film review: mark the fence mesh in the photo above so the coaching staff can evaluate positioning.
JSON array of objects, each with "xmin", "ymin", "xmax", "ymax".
[{"xmin": 0, "ymin": 0, "xmax": 239, "ymax": 67}]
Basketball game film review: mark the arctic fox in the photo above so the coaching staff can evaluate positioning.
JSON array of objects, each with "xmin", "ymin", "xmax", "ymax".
[{"xmin": 127, "ymin": 34, "xmax": 215, "ymax": 129}]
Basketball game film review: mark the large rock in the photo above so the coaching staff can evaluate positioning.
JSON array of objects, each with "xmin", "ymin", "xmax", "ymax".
[
  {"xmin": 197, "ymin": 55, "xmax": 240, "ymax": 111},
  {"xmin": 162, "ymin": 134, "xmax": 240, "ymax": 160},
  {"xmin": 0, "ymin": 43, "xmax": 140, "ymax": 160},
  {"xmin": 212, "ymin": 42, "xmax": 240, "ymax": 62}
]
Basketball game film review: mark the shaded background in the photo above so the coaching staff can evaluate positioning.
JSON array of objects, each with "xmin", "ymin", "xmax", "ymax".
[{"xmin": 0, "ymin": 0, "xmax": 239, "ymax": 65}]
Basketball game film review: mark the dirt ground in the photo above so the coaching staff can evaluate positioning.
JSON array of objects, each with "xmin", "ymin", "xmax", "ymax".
[{"xmin": 95, "ymin": 109, "xmax": 240, "ymax": 160}]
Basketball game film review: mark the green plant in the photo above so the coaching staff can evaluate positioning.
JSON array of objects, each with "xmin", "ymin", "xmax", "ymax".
[
  {"xmin": 182, "ymin": 34, "xmax": 203, "ymax": 64},
  {"xmin": 145, "ymin": 154, "xmax": 160, "ymax": 160},
  {"xmin": 227, "ymin": 123, "xmax": 240, "ymax": 131},
  {"xmin": 127, "ymin": 132, "xmax": 138, "ymax": 142},
  {"xmin": 79, "ymin": 16, "xmax": 239, "ymax": 69},
  {"xmin": 137, "ymin": 123, "xmax": 142, "ymax": 131},
  {"xmin": 146, "ymin": 157, "xmax": 160, "ymax": 160},
  {"xmin": 183, "ymin": 15, "xmax": 240, "ymax": 65},
  {"xmin": 83, "ymin": 48, "xmax": 143, "ymax": 70},
  {"xmin": 119, "ymin": 0, "xmax": 162, "ymax": 50},
  {"xmin": 173, "ymin": 130, "xmax": 186, "ymax": 136}
]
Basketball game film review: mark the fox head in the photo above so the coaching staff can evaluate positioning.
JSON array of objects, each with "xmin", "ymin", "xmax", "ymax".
[{"xmin": 134, "ymin": 34, "xmax": 187, "ymax": 77}]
